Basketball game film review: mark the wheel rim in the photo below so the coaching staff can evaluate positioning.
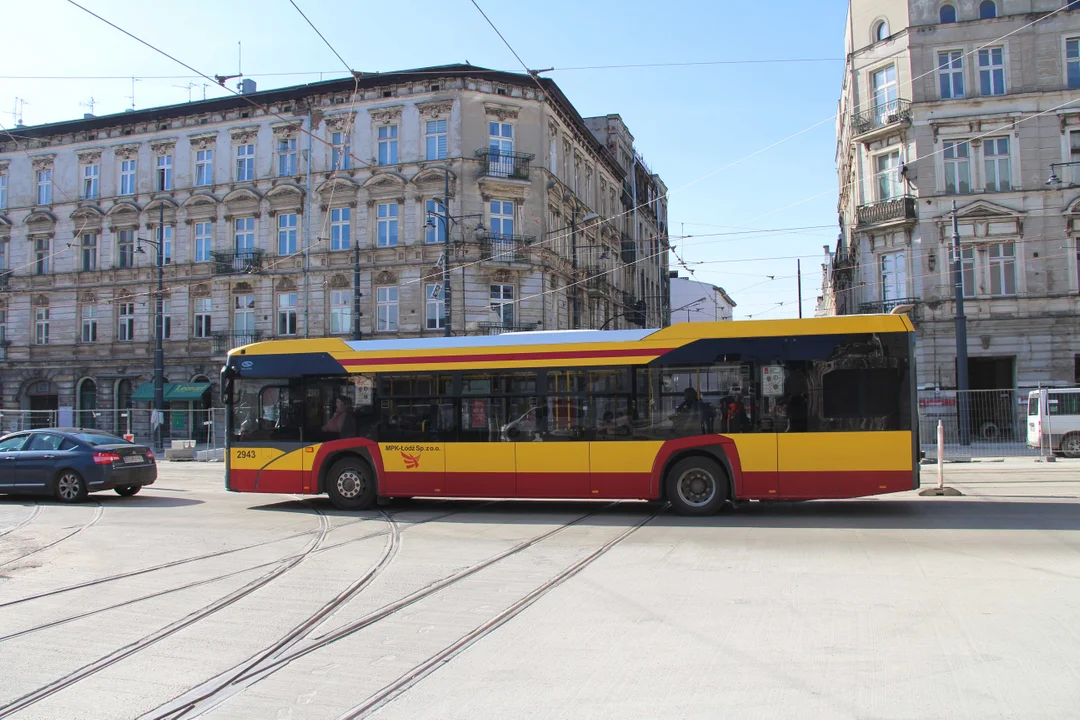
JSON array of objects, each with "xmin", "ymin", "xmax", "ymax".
[
  {"xmin": 336, "ymin": 469, "xmax": 366, "ymax": 499},
  {"xmin": 676, "ymin": 467, "xmax": 717, "ymax": 507},
  {"xmin": 58, "ymin": 473, "xmax": 81, "ymax": 500},
  {"xmin": 1065, "ymin": 436, "xmax": 1080, "ymax": 453}
]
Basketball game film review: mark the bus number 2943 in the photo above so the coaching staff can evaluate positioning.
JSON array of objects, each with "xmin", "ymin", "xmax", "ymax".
[{"xmin": 235, "ymin": 450, "xmax": 257, "ymax": 460}]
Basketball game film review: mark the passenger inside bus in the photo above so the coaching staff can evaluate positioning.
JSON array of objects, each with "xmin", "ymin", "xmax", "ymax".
[{"xmin": 322, "ymin": 395, "xmax": 357, "ymax": 438}]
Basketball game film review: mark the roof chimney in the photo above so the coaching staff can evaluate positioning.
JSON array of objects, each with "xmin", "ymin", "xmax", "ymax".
[
  {"xmin": 83, "ymin": 113, "xmax": 95, "ymax": 120},
  {"xmin": 240, "ymin": 78, "xmax": 257, "ymax": 95}
]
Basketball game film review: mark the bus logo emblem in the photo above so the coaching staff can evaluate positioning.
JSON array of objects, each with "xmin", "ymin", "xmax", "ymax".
[{"xmin": 401, "ymin": 452, "xmax": 421, "ymax": 469}]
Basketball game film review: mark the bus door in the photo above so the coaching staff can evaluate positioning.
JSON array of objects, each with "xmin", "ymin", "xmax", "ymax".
[
  {"xmin": 730, "ymin": 367, "xmax": 781, "ymax": 498},
  {"xmin": 375, "ymin": 375, "xmax": 449, "ymax": 497},
  {"xmin": 518, "ymin": 376, "xmax": 590, "ymax": 499}
]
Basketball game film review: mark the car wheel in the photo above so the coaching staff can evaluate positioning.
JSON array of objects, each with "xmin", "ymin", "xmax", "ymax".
[
  {"xmin": 326, "ymin": 456, "xmax": 376, "ymax": 511},
  {"xmin": 54, "ymin": 471, "xmax": 88, "ymax": 504},
  {"xmin": 115, "ymin": 485, "xmax": 141, "ymax": 497},
  {"xmin": 665, "ymin": 456, "xmax": 729, "ymax": 516},
  {"xmin": 1062, "ymin": 433, "xmax": 1080, "ymax": 460}
]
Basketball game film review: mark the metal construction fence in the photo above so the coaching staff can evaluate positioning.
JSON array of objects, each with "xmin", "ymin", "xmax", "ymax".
[
  {"xmin": 918, "ymin": 388, "xmax": 1046, "ymax": 460},
  {"xmin": 0, "ymin": 407, "xmax": 228, "ymax": 458}
]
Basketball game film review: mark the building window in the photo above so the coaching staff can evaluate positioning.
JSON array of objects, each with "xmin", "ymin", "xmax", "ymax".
[
  {"xmin": 984, "ymin": 137, "xmax": 1011, "ymax": 192},
  {"xmin": 978, "ymin": 47, "xmax": 1006, "ymax": 95},
  {"xmin": 81, "ymin": 305, "xmax": 98, "ymax": 343},
  {"xmin": 944, "ymin": 140, "xmax": 971, "ymax": 194},
  {"xmin": 156, "ymin": 155, "xmax": 173, "ymax": 191},
  {"xmin": 989, "ymin": 242, "xmax": 1016, "ymax": 296},
  {"xmin": 81, "ymin": 233, "xmax": 98, "ymax": 272},
  {"xmin": 490, "ymin": 284, "xmax": 514, "ymax": 326},
  {"xmin": 117, "ymin": 229, "xmax": 135, "ymax": 269},
  {"xmin": 120, "ymin": 159, "xmax": 136, "ymax": 196},
  {"xmin": 118, "ymin": 302, "xmax": 135, "ymax": 342},
  {"xmin": 34, "ymin": 237, "xmax": 50, "ymax": 275},
  {"xmin": 938, "ymin": 51, "xmax": 965, "ymax": 99},
  {"xmin": 235, "ymin": 217, "xmax": 255, "ymax": 252},
  {"xmin": 377, "ymin": 125, "xmax": 398, "ymax": 166},
  {"xmin": 331, "ymin": 131, "xmax": 351, "ymax": 171},
  {"xmin": 330, "ymin": 289, "xmax": 351, "ymax": 334},
  {"xmin": 161, "ymin": 225, "xmax": 173, "ymax": 265},
  {"xmin": 277, "ymin": 293, "xmax": 297, "ymax": 336},
  {"xmin": 584, "ymin": 167, "xmax": 592, "ymax": 206},
  {"xmin": 0, "ymin": 172, "xmax": 6, "ymax": 209},
  {"xmin": 1068, "ymin": 39, "xmax": 1080, "ymax": 89},
  {"xmin": 962, "ymin": 246, "xmax": 976, "ymax": 297},
  {"xmin": 330, "ymin": 207, "xmax": 350, "ymax": 250},
  {"xmin": 489, "ymin": 200, "xmax": 515, "ymax": 236},
  {"xmin": 195, "ymin": 149, "xmax": 213, "ymax": 186},
  {"xmin": 880, "ymin": 251, "xmax": 907, "ymax": 304},
  {"xmin": 37, "ymin": 170, "xmax": 52, "ymax": 205},
  {"xmin": 234, "ymin": 294, "xmax": 255, "ymax": 337},
  {"xmin": 979, "ymin": 0, "xmax": 996, "ymax": 19},
  {"xmin": 235, "ymin": 143, "xmax": 255, "ymax": 181},
  {"xmin": 277, "ymin": 138, "xmax": 297, "ymax": 177},
  {"xmin": 194, "ymin": 221, "xmax": 213, "ymax": 262},
  {"xmin": 0, "ymin": 240, "xmax": 7, "ymax": 270},
  {"xmin": 426, "ymin": 283, "xmax": 445, "ymax": 330},
  {"xmin": 425, "ymin": 199, "xmax": 447, "ymax": 244},
  {"xmin": 875, "ymin": 20, "xmax": 889, "ymax": 41},
  {"xmin": 161, "ymin": 300, "xmax": 172, "ymax": 340},
  {"xmin": 563, "ymin": 141, "xmax": 572, "ymax": 182},
  {"xmin": 376, "ymin": 286, "xmax": 398, "ymax": 332},
  {"xmin": 377, "ymin": 202, "xmax": 399, "ymax": 247},
  {"xmin": 425, "ymin": 119, "xmax": 447, "ymax": 160},
  {"xmin": 194, "ymin": 297, "xmax": 212, "ymax": 338},
  {"xmin": 871, "ymin": 65, "xmax": 898, "ymax": 119},
  {"xmin": 35, "ymin": 308, "xmax": 49, "ymax": 345},
  {"xmin": 278, "ymin": 213, "xmax": 298, "ymax": 255},
  {"xmin": 489, "ymin": 122, "xmax": 514, "ymax": 177},
  {"xmin": 82, "ymin": 164, "xmax": 99, "ymax": 200},
  {"xmin": 876, "ymin": 152, "xmax": 902, "ymax": 200},
  {"xmin": 549, "ymin": 135, "xmax": 557, "ymax": 176},
  {"xmin": 940, "ymin": 4, "xmax": 957, "ymax": 22}
]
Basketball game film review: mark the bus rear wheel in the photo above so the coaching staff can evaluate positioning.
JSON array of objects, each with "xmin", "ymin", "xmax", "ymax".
[
  {"xmin": 665, "ymin": 457, "xmax": 729, "ymax": 516},
  {"xmin": 326, "ymin": 457, "xmax": 376, "ymax": 511},
  {"xmin": 1062, "ymin": 433, "xmax": 1080, "ymax": 459}
]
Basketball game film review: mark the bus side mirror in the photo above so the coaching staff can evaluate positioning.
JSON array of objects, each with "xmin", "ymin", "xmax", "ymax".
[{"xmin": 221, "ymin": 366, "xmax": 239, "ymax": 405}]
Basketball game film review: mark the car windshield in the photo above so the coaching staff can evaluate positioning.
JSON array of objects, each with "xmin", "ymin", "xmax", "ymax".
[{"xmin": 73, "ymin": 432, "xmax": 130, "ymax": 446}]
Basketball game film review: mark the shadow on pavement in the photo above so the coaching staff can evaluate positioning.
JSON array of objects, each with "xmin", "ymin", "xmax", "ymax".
[{"xmin": 248, "ymin": 496, "xmax": 1080, "ymax": 532}]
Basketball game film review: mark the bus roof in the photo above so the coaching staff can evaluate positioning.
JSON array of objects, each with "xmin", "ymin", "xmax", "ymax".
[{"xmin": 227, "ymin": 315, "xmax": 915, "ymax": 374}]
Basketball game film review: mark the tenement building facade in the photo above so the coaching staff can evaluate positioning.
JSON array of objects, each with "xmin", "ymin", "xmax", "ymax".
[
  {"xmin": 0, "ymin": 65, "xmax": 670, "ymax": 432},
  {"xmin": 825, "ymin": 1, "xmax": 1080, "ymax": 393}
]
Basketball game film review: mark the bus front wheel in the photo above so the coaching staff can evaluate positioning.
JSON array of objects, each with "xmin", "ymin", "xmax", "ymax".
[
  {"xmin": 326, "ymin": 457, "xmax": 376, "ymax": 511},
  {"xmin": 1062, "ymin": 433, "xmax": 1080, "ymax": 459},
  {"xmin": 665, "ymin": 456, "xmax": 729, "ymax": 516}
]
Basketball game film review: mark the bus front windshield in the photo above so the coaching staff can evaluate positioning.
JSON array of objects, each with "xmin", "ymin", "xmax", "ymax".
[{"xmin": 229, "ymin": 375, "xmax": 375, "ymax": 443}]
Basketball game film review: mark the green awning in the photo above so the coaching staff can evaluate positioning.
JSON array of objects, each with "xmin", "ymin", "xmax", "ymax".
[{"xmin": 132, "ymin": 382, "xmax": 212, "ymax": 402}]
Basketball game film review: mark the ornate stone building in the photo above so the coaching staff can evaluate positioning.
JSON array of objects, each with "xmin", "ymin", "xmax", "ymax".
[
  {"xmin": 0, "ymin": 65, "xmax": 670, "ymax": 431},
  {"xmin": 824, "ymin": 1, "xmax": 1080, "ymax": 393}
]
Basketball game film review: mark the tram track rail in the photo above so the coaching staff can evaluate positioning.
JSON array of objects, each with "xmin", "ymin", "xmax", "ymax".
[
  {"xmin": 0, "ymin": 502, "xmax": 43, "ymax": 539},
  {"xmin": 0, "ymin": 502, "xmax": 104, "ymax": 571}
]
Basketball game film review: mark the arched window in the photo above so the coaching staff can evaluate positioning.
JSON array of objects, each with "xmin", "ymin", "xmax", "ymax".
[
  {"xmin": 77, "ymin": 378, "xmax": 97, "ymax": 429},
  {"xmin": 979, "ymin": 0, "xmax": 996, "ymax": 18},
  {"xmin": 875, "ymin": 20, "xmax": 890, "ymax": 41},
  {"xmin": 940, "ymin": 4, "xmax": 957, "ymax": 23}
]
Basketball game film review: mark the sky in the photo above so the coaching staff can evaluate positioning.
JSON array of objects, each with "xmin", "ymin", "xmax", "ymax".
[{"xmin": 1, "ymin": 0, "xmax": 849, "ymax": 320}]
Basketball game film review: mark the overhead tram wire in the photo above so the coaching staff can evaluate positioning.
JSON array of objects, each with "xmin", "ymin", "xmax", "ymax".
[{"xmin": 286, "ymin": 0, "xmax": 352, "ymax": 72}]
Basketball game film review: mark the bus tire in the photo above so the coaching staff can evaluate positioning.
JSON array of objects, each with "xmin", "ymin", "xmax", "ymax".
[
  {"xmin": 326, "ymin": 457, "xmax": 376, "ymax": 511},
  {"xmin": 665, "ymin": 456, "xmax": 729, "ymax": 516},
  {"xmin": 1062, "ymin": 433, "xmax": 1080, "ymax": 459}
]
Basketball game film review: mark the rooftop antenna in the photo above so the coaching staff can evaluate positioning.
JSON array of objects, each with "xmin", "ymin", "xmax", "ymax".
[
  {"xmin": 201, "ymin": 83, "xmax": 210, "ymax": 101},
  {"xmin": 80, "ymin": 97, "xmax": 96, "ymax": 116},
  {"xmin": 173, "ymin": 82, "xmax": 197, "ymax": 103},
  {"xmin": 6, "ymin": 97, "xmax": 28, "ymax": 127},
  {"xmin": 215, "ymin": 42, "xmax": 244, "ymax": 88},
  {"xmin": 126, "ymin": 77, "xmax": 141, "ymax": 111}
]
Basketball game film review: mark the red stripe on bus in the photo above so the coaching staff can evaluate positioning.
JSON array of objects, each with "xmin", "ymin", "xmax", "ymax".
[
  {"xmin": 339, "ymin": 347, "xmax": 673, "ymax": 367},
  {"xmin": 773, "ymin": 470, "xmax": 913, "ymax": 500}
]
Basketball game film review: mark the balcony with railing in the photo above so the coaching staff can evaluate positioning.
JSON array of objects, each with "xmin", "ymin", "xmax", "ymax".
[
  {"xmin": 478, "ymin": 234, "xmax": 532, "ymax": 264},
  {"xmin": 475, "ymin": 149, "xmax": 533, "ymax": 181},
  {"xmin": 620, "ymin": 234, "xmax": 636, "ymax": 263},
  {"xmin": 474, "ymin": 321, "xmax": 540, "ymax": 336},
  {"xmin": 856, "ymin": 195, "xmax": 917, "ymax": 228},
  {"xmin": 0, "ymin": 270, "xmax": 11, "ymax": 291},
  {"xmin": 584, "ymin": 267, "xmax": 611, "ymax": 296},
  {"xmin": 852, "ymin": 98, "xmax": 912, "ymax": 139},
  {"xmin": 858, "ymin": 298, "xmax": 920, "ymax": 320},
  {"xmin": 211, "ymin": 249, "xmax": 264, "ymax": 275},
  {"xmin": 212, "ymin": 331, "xmax": 264, "ymax": 354}
]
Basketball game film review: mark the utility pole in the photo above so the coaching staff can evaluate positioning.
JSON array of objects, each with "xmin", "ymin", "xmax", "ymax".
[
  {"xmin": 797, "ymin": 258, "xmax": 803, "ymax": 318},
  {"xmin": 153, "ymin": 202, "xmax": 165, "ymax": 454},
  {"xmin": 443, "ymin": 169, "xmax": 452, "ymax": 337},
  {"xmin": 952, "ymin": 199, "xmax": 971, "ymax": 446},
  {"xmin": 352, "ymin": 240, "xmax": 362, "ymax": 341},
  {"xmin": 571, "ymin": 210, "xmax": 579, "ymax": 329}
]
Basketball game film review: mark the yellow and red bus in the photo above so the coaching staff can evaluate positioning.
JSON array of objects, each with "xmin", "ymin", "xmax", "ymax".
[{"xmin": 221, "ymin": 315, "xmax": 918, "ymax": 515}]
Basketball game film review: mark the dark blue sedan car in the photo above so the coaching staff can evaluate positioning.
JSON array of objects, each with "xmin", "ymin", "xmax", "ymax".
[{"xmin": 0, "ymin": 429, "xmax": 157, "ymax": 502}]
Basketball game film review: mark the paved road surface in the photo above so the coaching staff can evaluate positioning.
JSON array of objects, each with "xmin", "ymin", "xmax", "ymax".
[{"xmin": 1, "ymin": 460, "xmax": 1078, "ymax": 719}]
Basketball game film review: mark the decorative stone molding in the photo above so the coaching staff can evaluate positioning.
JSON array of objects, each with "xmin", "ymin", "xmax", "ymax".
[
  {"xmin": 271, "ymin": 122, "xmax": 301, "ymax": 138},
  {"xmin": 548, "ymin": 123, "xmax": 559, "ymax": 138},
  {"xmin": 277, "ymin": 276, "xmax": 297, "ymax": 291},
  {"xmin": 32, "ymin": 294, "xmax": 50, "ymax": 307},
  {"xmin": 324, "ymin": 113, "xmax": 356, "ymax": 132},
  {"xmin": 188, "ymin": 132, "xmax": 218, "ymax": 150},
  {"xmin": 80, "ymin": 291, "xmax": 97, "ymax": 303},
  {"xmin": 232, "ymin": 281, "xmax": 253, "ymax": 294},
  {"xmin": 490, "ymin": 268, "xmax": 514, "ymax": 283},
  {"xmin": 484, "ymin": 103, "xmax": 520, "ymax": 122},
  {"xmin": 418, "ymin": 101, "xmax": 453, "ymax": 120},
  {"xmin": 150, "ymin": 138, "xmax": 177, "ymax": 155},
  {"xmin": 229, "ymin": 126, "xmax": 260, "ymax": 144},
  {"xmin": 374, "ymin": 269, "xmax": 397, "ymax": 284},
  {"xmin": 0, "ymin": 160, "xmax": 9, "ymax": 173},
  {"xmin": 191, "ymin": 283, "xmax": 211, "ymax": 298},
  {"xmin": 113, "ymin": 144, "xmax": 140, "ymax": 160},
  {"xmin": 30, "ymin": 155, "xmax": 56, "ymax": 172},
  {"xmin": 76, "ymin": 148, "xmax": 103, "ymax": 164},
  {"xmin": 368, "ymin": 105, "xmax": 404, "ymax": 126},
  {"xmin": 328, "ymin": 274, "xmax": 350, "ymax": 289}
]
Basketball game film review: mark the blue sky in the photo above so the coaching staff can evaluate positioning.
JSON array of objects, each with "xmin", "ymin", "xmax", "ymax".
[{"xmin": 2, "ymin": 0, "xmax": 849, "ymax": 318}]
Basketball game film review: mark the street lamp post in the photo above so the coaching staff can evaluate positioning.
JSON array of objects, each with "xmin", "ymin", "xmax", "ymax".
[
  {"xmin": 137, "ymin": 202, "xmax": 165, "ymax": 453},
  {"xmin": 425, "ymin": 165, "xmax": 485, "ymax": 337},
  {"xmin": 352, "ymin": 240, "xmax": 362, "ymax": 341}
]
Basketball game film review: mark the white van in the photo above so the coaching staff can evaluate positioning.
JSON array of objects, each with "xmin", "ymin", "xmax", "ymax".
[{"xmin": 1027, "ymin": 388, "xmax": 1080, "ymax": 458}]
